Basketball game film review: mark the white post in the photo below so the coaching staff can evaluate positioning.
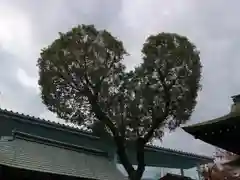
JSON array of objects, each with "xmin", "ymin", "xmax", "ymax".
[{"xmin": 113, "ymin": 152, "xmax": 118, "ymax": 164}]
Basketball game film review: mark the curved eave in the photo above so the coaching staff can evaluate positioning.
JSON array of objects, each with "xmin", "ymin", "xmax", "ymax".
[
  {"xmin": 182, "ymin": 114, "xmax": 240, "ymax": 154},
  {"xmin": 182, "ymin": 113, "xmax": 240, "ymax": 136},
  {"xmin": 183, "ymin": 113, "xmax": 233, "ymax": 130}
]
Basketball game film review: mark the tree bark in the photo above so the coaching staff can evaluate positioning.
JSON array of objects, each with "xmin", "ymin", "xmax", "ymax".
[
  {"xmin": 115, "ymin": 136, "xmax": 135, "ymax": 177},
  {"xmin": 115, "ymin": 137, "xmax": 146, "ymax": 180},
  {"xmin": 135, "ymin": 138, "xmax": 145, "ymax": 179},
  {"xmin": 85, "ymin": 89, "xmax": 146, "ymax": 180}
]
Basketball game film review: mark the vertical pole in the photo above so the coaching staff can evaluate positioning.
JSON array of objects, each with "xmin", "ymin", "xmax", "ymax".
[
  {"xmin": 197, "ymin": 165, "xmax": 202, "ymax": 180},
  {"xmin": 113, "ymin": 152, "xmax": 118, "ymax": 164},
  {"xmin": 180, "ymin": 168, "xmax": 184, "ymax": 176},
  {"xmin": 0, "ymin": 165, "xmax": 2, "ymax": 179}
]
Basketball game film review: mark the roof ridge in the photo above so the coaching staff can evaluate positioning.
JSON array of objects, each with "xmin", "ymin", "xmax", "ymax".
[
  {"xmin": 146, "ymin": 144, "xmax": 213, "ymax": 161},
  {"xmin": 0, "ymin": 108, "xmax": 97, "ymax": 139}
]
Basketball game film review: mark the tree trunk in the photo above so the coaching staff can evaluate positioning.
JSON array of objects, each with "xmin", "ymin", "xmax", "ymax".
[
  {"xmin": 128, "ymin": 171, "xmax": 143, "ymax": 180},
  {"xmin": 115, "ymin": 136, "xmax": 146, "ymax": 180},
  {"xmin": 114, "ymin": 136, "xmax": 135, "ymax": 178},
  {"xmin": 135, "ymin": 138, "xmax": 145, "ymax": 179}
]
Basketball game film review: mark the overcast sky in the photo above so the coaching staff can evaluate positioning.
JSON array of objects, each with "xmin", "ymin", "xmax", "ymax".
[{"xmin": 0, "ymin": 0, "xmax": 238, "ymax": 174}]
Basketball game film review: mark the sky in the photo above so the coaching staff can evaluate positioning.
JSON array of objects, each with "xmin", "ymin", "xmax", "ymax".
[{"xmin": 0, "ymin": 0, "xmax": 239, "ymax": 177}]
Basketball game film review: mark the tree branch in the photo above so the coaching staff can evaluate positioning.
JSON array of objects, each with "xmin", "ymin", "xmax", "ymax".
[
  {"xmin": 85, "ymin": 89, "xmax": 118, "ymax": 136},
  {"xmin": 143, "ymin": 69, "xmax": 171, "ymax": 143},
  {"xmin": 83, "ymin": 54, "xmax": 94, "ymax": 90},
  {"xmin": 115, "ymin": 135, "xmax": 135, "ymax": 177},
  {"xmin": 54, "ymin": 64, "xmax": 85, "ymax": 95},
  {"xmin": 84, "ymin": 80, "xmax": 135, "ymax": 178},
  {"xmin": 86, "ymin": 92, "xmax": 135, "ymax": 177},
  {"xmin": 119, "ymin": 98, "xmax": 126, "ymax": 139},
  {"xmin": 143, "ymin": 101, "xmax": 170, "ymax": 143},
  {"xmin": 135, "ymin": 138, "xmax": 145, "ymax": 179},
  {"xmin": 94, "ymin": 54, "xmax": 116, "ymax": 94},
  {"xmin": 55, "ymin": 47, "xmax": 135, "ymax": 178}
]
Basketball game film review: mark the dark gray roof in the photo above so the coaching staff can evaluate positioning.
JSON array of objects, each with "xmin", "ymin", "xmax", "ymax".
[
  {"xmin": 145, "ymin": 144, "xmax": 213, "ymax": 162},
  {"xmin": 0, "ymin": 136, "xmax": 126, "ymax": 180},
  {"xmin": 0, "ymin": 108, "xmax": 213, "ymax": 162}
]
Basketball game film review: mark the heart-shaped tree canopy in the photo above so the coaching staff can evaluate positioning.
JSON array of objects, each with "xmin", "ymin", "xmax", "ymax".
[{"xmin": 38, "ymin": 24, "xmax": 201, "ymax": 142}]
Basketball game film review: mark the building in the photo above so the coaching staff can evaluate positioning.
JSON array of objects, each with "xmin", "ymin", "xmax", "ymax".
[
  {"xmin": 0, "ymin": 109, "xmax": 213, "ymax": 179},
  {"xmin": 182, "ymin": 94, "xmax": 240, "ymax": 155},
  {"xmin": 160, "ymin": 173, "xmax": 194, "ymax": 180}
]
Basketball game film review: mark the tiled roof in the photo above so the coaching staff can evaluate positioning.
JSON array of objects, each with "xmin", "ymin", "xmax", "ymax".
[
  {"xmin": 0, "ymin": 108, "xmax": 213, "ymax": 162},
  {"xmin": 12, "ymin": 130, "xmax": 108, "ymax": 157},
  {"xmin": 145, "ymin": 144, "xmax": 213, "ymax": 162},
  {"xmin": 0, "ymin": 137, "xmax": 126, "ymax": 180}
]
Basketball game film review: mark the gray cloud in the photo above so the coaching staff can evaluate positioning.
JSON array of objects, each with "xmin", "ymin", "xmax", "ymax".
[
  {"xmin": 0, "ymin": 49, "xmax": 44, "ymax": 115},
  {"xmin": 0, "ymin": 0, "xmax": 124, "ymax": 116},
  {"xmin": 12, "ymin": 0, "xmax": 123, "ymax": 45}
]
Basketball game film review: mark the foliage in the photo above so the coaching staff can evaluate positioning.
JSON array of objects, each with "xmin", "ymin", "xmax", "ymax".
[
  {"xmin": 37, "ymin": 24, "xmax": 202, "ymax": 180},
  {"xmin": 200, "ymin": 163, "xmax": 240, "ymax": 180},
  {"xmin": 200, "ymin": 149, "xmax": 240, "ymax": 180},
  {"xmin": 90, "ymin": 120, "xmax": 111, "ymax": 139}
]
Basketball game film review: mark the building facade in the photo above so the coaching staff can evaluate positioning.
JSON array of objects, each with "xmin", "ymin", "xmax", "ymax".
[{"xmin": 0, "ymin": 109, "xmax": 213, "ymax": 179}]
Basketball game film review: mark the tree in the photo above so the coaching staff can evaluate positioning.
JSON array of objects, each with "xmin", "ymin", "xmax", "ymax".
[
  {"xmin": 200, "ymin": 161, "xmax": 240, "ymax": 180},
  {"xmin": 37, "ymin": 24, "xmax": 202, "ymax": 180},
  {"xmin": 215, "ymin": 148, "xmax": 238, "ymax": 161},
  {"xmin": 200, "ymin": 149, "xmax": 240, "ymax": 180}
]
